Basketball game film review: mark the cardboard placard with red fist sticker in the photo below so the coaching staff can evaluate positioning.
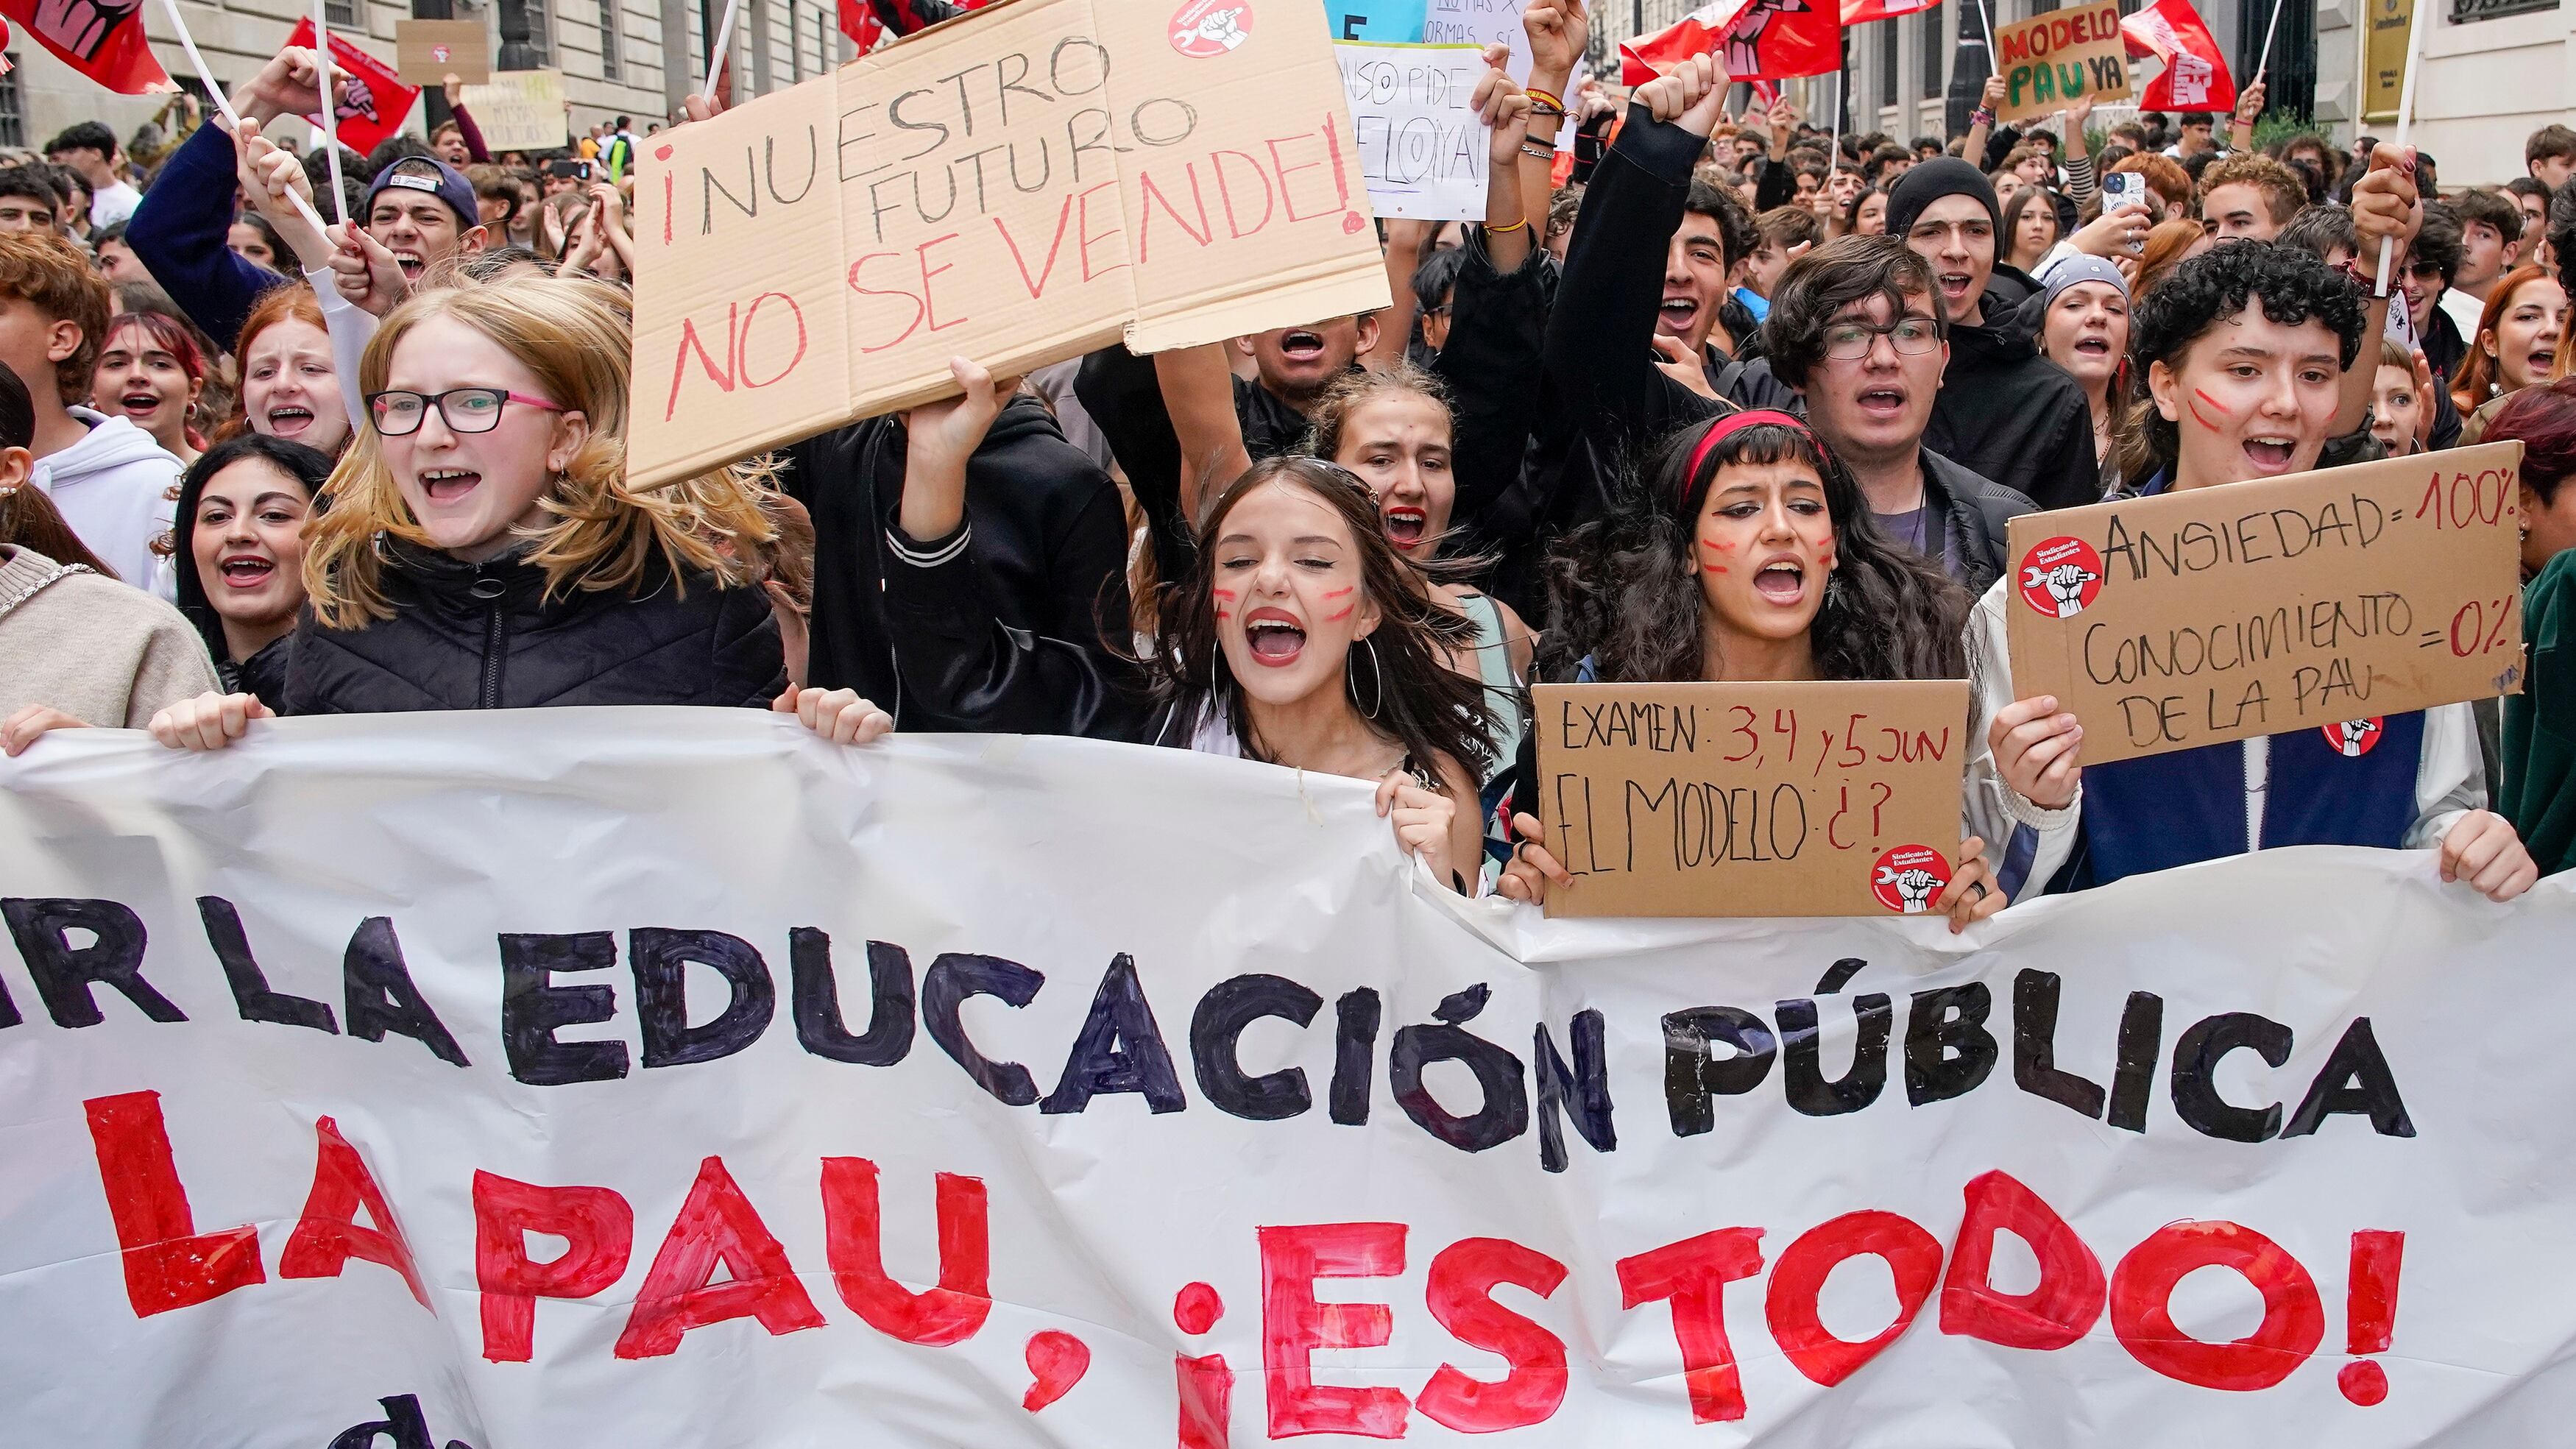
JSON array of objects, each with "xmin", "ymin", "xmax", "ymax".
[
  {"xmin": 2005, "ymin": 443, "xmax": 2529, "ymax": 765},
  {"xmin": 1169, "ymin": 0, "xmax": 1252, "ymax": 56},
  {"xmin": 1531, "ymin": 679, "xmax": 1970, "ymax": 918}
]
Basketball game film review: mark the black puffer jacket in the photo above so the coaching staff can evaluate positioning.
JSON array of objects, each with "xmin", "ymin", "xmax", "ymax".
[
  {"xmin": 1928, "ymin": 265, "xmax": 2101, "ymax": 511},
  {"xmin": 283, "ymin": 541, "xmax": 782, "ymax": 713},
  {"xmin": 778, "ymin": 395, "xmax": 1144, "ymax": 740}
]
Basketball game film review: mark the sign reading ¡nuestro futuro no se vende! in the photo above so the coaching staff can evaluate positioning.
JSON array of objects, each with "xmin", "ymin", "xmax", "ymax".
[
  {"xmin": 6, "ymin": 715, "xmax": 2574, "ymax": 1445},
  {"xmin": 626, "ymin": 0, "xmax": 1393, "ymax": 489},
  {"xmin": 2006, "ymin": 441, "xmax": 2527, "ymax": 764}
]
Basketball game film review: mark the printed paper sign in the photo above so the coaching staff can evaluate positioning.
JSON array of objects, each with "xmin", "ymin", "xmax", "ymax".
[
  {"xmin": 1994, "ymin": 0, "xmax": 2131, "ymax": 122},
  {"xmin": 2005, "ymin": 441, "xmax": 2527, "ymax": 764},
  {"xmin": 394, "ymin": 18, "xmax": 490, "ymax": 84},
  {"xmin": 1531, "ymin": 680, "xmax": 1970, "ymax": 917},
  {"xmin": 1328, "ymin": 0, "xmax": 1431, "ymax": 41},
  {"xmin": 628, "ymin": 0, "xmax": 1392, "ymax": 490},
  {"xmin": 1334, "ymin": 40, "xmax": 1487, "ymax": 220},
  {"xmin": 5, "ymin": 716, "xmax": 2576, "ymax": 1445},
  {"xmin": 457, "ymin": 68, "xmax": 568, "ymax": 151},
  {"xmin": 1420, "ymin": 0, "xmax": 1533, "ymax": 79}
]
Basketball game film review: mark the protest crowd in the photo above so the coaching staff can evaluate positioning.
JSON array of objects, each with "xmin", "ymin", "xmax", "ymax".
[{"xmin": 5, "ymin": 0, "xmax": 2576, "ymax": 931}]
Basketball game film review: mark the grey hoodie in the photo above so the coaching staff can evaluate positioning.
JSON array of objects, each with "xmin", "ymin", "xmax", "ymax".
[{"xmin": 32, "ymin": 407, "xmax": 184, "ymax": 598}]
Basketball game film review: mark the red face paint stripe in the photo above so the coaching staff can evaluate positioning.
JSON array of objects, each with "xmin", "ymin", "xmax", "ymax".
[
  {"xmin": 1323, "ymin": 587, "xmax": 1354, "ymax": 598},
  {"xmin": 1325, "ymin": 606, "xmax": 1355, "ymax": 621}
]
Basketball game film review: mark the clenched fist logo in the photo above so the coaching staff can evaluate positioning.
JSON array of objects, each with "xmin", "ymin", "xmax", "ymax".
[
  {"xmin": 1168, "ymin": 0, "xmax": 1254, "ymax": 57},
  {"xmin": 2014, "ymin": 536, "xmax": 2106, "ymax": 618},
  {"xmin": 1868, "ymin": 845, "xmax": 1952, "ymax": 915},
  {"xmin": 35, "ymin": 0, "xmax": 144, "ymax": 63},
  {"xmin": 2323, "ymin": 718, "xmax": 2385, "ymax": 757}
]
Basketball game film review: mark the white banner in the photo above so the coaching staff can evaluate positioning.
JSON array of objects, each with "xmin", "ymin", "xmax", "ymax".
[
  {"xmin": 2, "ymin": 711, "xmax": 2573, "ymax": 1446},
  {"xmin": 1336, "ymin": 42, "xmax": 1491, "ymax": 221}
]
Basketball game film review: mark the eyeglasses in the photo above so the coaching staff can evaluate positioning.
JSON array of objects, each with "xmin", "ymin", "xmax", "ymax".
[
  {"xmin": 1822, "ymin": 317, "xmax": 1942, "ymax": 361},
  {"xmin": 367, "ymin": 386, "xmax": 565, "ymax": 436}
]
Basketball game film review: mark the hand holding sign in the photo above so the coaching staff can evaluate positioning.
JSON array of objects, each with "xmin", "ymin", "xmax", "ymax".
[
  {"xmin": 898, "ymin": 358, "xmax": 1009, "ymax": 545},
  {"xmin": 1988, "ymin": 693, "xmax": 2082, "ymax": 810}
]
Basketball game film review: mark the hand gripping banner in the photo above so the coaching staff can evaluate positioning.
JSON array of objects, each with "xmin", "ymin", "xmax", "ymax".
[{"xmin": 2, "ymin": 711, "xmax": 2574, "ymax": 1445}]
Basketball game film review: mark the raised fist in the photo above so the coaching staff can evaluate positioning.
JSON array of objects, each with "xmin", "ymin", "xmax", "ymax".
[
  {"xmin": 1876, "ymin": 865, "xmax": 1941, "ymax": 914},
  {"xmin": 1190, "ymin": 7, "xmax": 1249, "ymax": 49},
  {"xmin": 2023, "ymin": 561, "xmax": 2098, "ymax": 618}
]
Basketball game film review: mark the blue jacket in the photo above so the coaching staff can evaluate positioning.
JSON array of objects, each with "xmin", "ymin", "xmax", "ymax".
[{"xmin": 126, "ymin": 124, "xmax": 289, "ymax": 350}]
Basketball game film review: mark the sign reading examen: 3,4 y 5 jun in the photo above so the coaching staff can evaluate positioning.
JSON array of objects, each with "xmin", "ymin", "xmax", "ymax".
[
  {"xmin": 627, "ymin": 0, "xmax": 1393, "ymax": 489},
  {"xmin": 2005, "ymin": 442, "xmax": 2527, "ymax": 764}
]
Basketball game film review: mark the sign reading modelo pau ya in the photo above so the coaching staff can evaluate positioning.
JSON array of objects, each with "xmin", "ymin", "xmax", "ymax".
[
  {"xmin": 1992, "ymin": 1, "xmax": 2130, "ymax": 124},
  {"xmin": 627, "ymin": 0, "xmax": 1392, "ymax": 488},
  {"xmin": 2004, "ymin": 442, "xmax": 2527, "ymax": 764}
]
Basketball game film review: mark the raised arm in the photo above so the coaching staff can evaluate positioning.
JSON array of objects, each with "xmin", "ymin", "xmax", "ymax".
[
  {"xmin": 1154, "ymin": 342, "xmax": 1253, "ymax": 527},
  {"xmin": 1519, "ymin": 0, "xmax": 1587, "ymax": 235}
]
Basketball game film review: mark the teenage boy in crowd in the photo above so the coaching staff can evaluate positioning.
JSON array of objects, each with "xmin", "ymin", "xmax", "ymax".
[
  {"xmin": 0, "ymin": 231, "xmax": 183, "ymax": 591},
  {"xmin": 44, "ymin": 123, "xmax": 140, "ymax": 230},
  {"xmin": 1886, "ymin": 157, "xmax": 2099, "ymax": 509},
  {"xmin": 2439, "ymin": 189, "xmax": 2530, "ymax": 338},
  {"xmin": 1970, "ymin": 238, "xmax": 2535, "ymax": 903},
  {"xmin": 0, "ymin": 169, "xmax": 62, "ymax": 233},
  {"xmin": 2529, "ymin": 124, "xmax": 2576, "ymax": 194},
  {"xmin": 2198, "ymin": 152, "xmax": 2310, "ymax": 241},
  {"xmin": 127, "ymin": 48, "xmax": 479, "ymax": 347},
  {"xmin": 1540, "ymin": 57, "xmax": 2028, "ymax": 595}
]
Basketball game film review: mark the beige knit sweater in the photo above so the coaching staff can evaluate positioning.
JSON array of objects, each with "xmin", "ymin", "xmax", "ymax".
[{"xmin": 0, "ymin": 544, "xmax": 219, "ymax": 728}]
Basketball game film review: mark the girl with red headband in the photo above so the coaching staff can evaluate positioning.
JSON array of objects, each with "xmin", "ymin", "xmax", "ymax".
[{"xmin": 1497, "ymin": 410, "xmax": 2042, "ymax": 930}]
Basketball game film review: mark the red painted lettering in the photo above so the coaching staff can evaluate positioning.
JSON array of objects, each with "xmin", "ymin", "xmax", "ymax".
[
  {"xmin": 1077, "ymin": 182, "xmax": 1127, "ymax": 282},
  {"xmin": 1259, "ymin": 1222, "xmax": 1411, "ymax": 1438},
  {"xmin": 82, "ymin": 1090, "xmax": 265, "ymax": 1318},
  {"xmin": 1614, "ymin": 1227, "xmax": 1766, "ymax": 1423},
  {"xmin": 1417, "ymin": 1237, "xmax": 1569, "ymax": 1433},
  {"xmin": 277, "ymin": 1116, "xmax": 428, "ymax": 1309},
  {"xmin": 2110, "ymin": 1220, "xmax": 2323, "ymax": 1390},
  {"xmin": 473, "ymin": 1169, "xmax": 635, "ymax": 1364},
  {"xmin": 1138, "ymin": 164, "xmax": 1212, "ymax": 264},
  {"xmin": 663, "ymin": 304, "xmax": 737, "ymax": 422},
  {"xmin": 849, "ymin": 251, "xmax": 927, "ymax": 354},
  {"xmin": 614, "ymin": 1155, "xmax": 826, "ymax": 1359},
  {"xmin": 1939, "ymin": 1169, "xmax": 2106, "ymax": 1350},
  {"xmin": 740, "ymin": 292, "xmax": 809, "ymax": 390},
  {"xmin": 1763, "ymin": 1210, "xmax": 1942, "ymax": 1386},
  {"xmin": 1211, "ymin": 149, "xmax": 1278, "ymax": 238},
  {"xmin": 919, "ymin": 232, "xmax": 967, "ymax": 336},
  {"xmin": 994, "ymin": 194, "xmax": 1080, "ymax": 299},
  {"xmin": 819, "ymin": 1156, "xmax": 992, "ymax": 1347}
]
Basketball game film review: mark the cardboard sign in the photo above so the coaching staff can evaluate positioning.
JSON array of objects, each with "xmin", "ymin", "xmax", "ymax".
[
  {"xmin": 394, "ymin": 18, "xmax": 490, "ymax": 84},
  {"xmin": 457, "ymin": 68, "xmax": 567, "ymax": 150},
  {"xmin": 1531, "ymin": 680, "xmax": 1972, "ymax": 918},
  {"xmin": 627, "ymin": 0, "xmax": 1392, "ymax": 490},
  {"xmin": 2004, "ymin": 442, "xmax": 2527, "ymax": 765},
  {"xmin": 1993, "ymin": 1, "xmax": 2129, "ymax": 123},
  {"xmin": 1335, "ymin": 40, "xmax": 1486, "ymax": 220}
]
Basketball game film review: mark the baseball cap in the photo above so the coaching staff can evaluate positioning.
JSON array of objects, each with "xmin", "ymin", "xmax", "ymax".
[{"xmin": 365, "ymin": 156, "xmax": 480, "ymax": 230}]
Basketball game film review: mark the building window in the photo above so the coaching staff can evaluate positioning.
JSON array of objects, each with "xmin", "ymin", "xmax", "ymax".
[
  {"xmin": 2451, "ymin": 0, "xmax": 2555, "ymax": 19},
  {"xmin": 1919, "ymin": 1, "xmax": 1944, "ymax": 99},
  {"xmin": 524, "ymin": 0, "xmax": 555, "ymax": 66},
  {"xmin": 1878, "ymin": 13, "xmax": 1898, "ymax": 108},
  {"xmin": 598, "ymin": 0, "xmax": 621, "ymax": 78},
  {"xmin": 0, "ymin": 58, "xmax": 21, "ymax": 149},
  {"xmin": 325, "ymin": 0, "xmax": 358, "ymax": 24}
]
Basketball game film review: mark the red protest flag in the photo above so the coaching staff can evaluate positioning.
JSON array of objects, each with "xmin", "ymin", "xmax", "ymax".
[
  {"xmin": 1620, "ymin": 0, "xmax": 1841, "ymax": 84},
  {"xmin": 1839, "ymin": 0, "xmax": 1934, "ymax": 25},
  {"xmin": 0, "ymin": 0, "xmax": 173, "ymax": 93},
  {"xmin": 286, "ymin": 18, "xmax": 422, "ymax": 158},
  {"xmin": 838, "ymin": 0, "xmax": 989, "ymax": 51},
  {"xmin": 2118, "ymin": 0, "xmax": 2236, "ymax": 111}
]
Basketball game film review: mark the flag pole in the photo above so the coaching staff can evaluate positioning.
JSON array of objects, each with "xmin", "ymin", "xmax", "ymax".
[
  {"xmin": 2371, "ymin": 0, "xmax": 2428, "ymax": 297},
  {"xmin": 698, "ymin": 0, "xmax": 744, "ymax": 101},
  {"xmin": 2252, "ymin": 0, "xmax": 2286, "ymax": 80},
  {"xmin": 1972, "ymin": 0, "xmax": 1998, "ymax": 71},
  {"xmin": 310, "ymin": 0, "xmax": 350, "ymax": 226},
  {"xmin": 155, "ymin": 0, "xmax": 331, "ymax": 234}
]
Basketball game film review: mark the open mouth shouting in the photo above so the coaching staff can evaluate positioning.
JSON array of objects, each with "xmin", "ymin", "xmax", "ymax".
[
  {"xmin": 217, "ymin": 550, "xmax": 277, "ymax": 590},
  {"xmin": 2241, "ymin": 434, "xmax": 2298, "ymax": 473},
  {"xmin": 1382, "ymin": 504, "xmax": 1427, "ymax": 549},
  {"xmin": 1278, "ymin": 330, "xmax": 1326, "ymax": 363},
  {"xmin": 1657, "ymin": 294, "xmax": 1700, "ymax": 337},
  {"xmin": 2071, "ymin": 334, "xmax": 2113, "ymax": 359},
  {"xmin": 1242, "ymin": 606, "xmax": 1308, "ymax": 667},
  {"xmin": 265, "ymin": 403, "xmax": 316, "ymax": 438},
  {"xmin": 118, "ymin": 389, "xmax": 165, "ymax": 419},
  {"xmin": 392, "ymin": 249, "xmax": 427, "ymax": 280},
  {"xmin": 420, "ymin": 467, "xmax": 482, "ymax": 504},
  {"xmin": 1853, "ymin": 383, "xmax": 1908, "ymax": 421},
  {"xmin": 1752, "ymin": 554, "xmax": 1808, "ymax": 607},
  {"xmin": 1934, "ymin": 272, "xmax": 1976, "ymax": 311}
]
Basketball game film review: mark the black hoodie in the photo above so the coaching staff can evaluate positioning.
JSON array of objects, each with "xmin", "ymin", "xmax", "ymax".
[
  {"xmin": 1931, "ymin": 265, "xmax": 2101, "ymax": 511},
  {"xmin": 777, "ymin": 395, "xmax": 1144, "ymax": 740}
]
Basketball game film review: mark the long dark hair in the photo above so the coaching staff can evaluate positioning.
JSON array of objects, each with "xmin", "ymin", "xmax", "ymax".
[
  {"xmin": 1541, "ymin": 417, "xmax": 1969, "ymax": 683},
  {"xmin": 170, "ymin": 433, "xmax": 333, "ymax": 664},
  {"xmin": 1149, "ymin": 456, "xmax": 1498, "ymax": 784}
]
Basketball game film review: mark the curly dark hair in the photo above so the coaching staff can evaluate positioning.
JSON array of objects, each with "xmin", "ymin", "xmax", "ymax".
[
  {"xmin": 1761, "ymin": 234, "xmax": 1945, "ymax": 390},
  {"xmin": 1147, "ymin": 456, "xmax": 1498, "ymax": 782},
  {"xmin": 1539, "ymin": 417, "xmax": 1968, "ymax": 684},
  {"xmin": 2129, "ymin": 241, "xmax": 2368, "ymax": 478}
]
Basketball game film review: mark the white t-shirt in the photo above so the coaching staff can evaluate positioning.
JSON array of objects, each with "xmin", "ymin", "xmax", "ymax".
[{"xmin": 91, "ymin": 181, "xmax": 140, "ymax": 230}]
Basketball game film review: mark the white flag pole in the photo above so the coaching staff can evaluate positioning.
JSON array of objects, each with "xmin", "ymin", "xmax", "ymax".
[
  {"xmin": 1972, "ymin": 0, "xmax": 1998, "ymax": 71},
  {"xmin": 2371, "ymin": 0, "xmax": 2429, "ymax": 297},
  {"xmin": 155, "ymin": 0, "xmax": 332, "ymax": 234},
  {"xmin": 698, "ymin": 0, "xmax": 744, "ymax": 102},
  {"xmin": 2252, "ymin": 0, "xmax": 2287, "ymax": 80},
  {"xmin": 310, "ymin": 0, "xmax": 350, "ymax": 226}
]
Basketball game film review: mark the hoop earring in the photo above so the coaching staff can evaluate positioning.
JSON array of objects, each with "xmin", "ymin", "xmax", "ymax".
[{"xmin": 1350, "ymin": 634, "xmax": 1384, "ymax": 719}]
